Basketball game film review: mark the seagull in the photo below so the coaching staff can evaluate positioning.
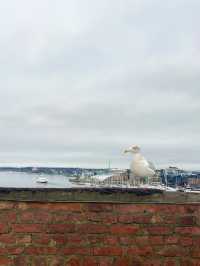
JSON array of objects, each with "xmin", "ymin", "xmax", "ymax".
[{"xmin": 124, "ymin": 145, "xmax": 156, "ymax": 186}]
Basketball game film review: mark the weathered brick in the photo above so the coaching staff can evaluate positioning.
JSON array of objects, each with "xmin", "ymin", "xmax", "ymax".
[
  {"xmin": 47, "ymin": 224, "xmax": 75, "ymax": 233},
  {"xmin": 85, "ymin": 203, "xmax": 113, "ymax": 212},
  {"xmin": 192, "ymin": 248, "xmax": 200, "ymax": 258},
  {"xmin": 110, "ymin": 224, "xmax": 139, "ymax": 235},
  {"xmin": 163, "ymin": 259, "xmax": 177, "ymax": 266},
  {"xmin": 119, "ymin": 236, "xmax": 134, "ymax": 245},
  {"xmin": 0, "ymin": 257, "xmax": 12, "ymax": 266},
  {"xmin": 31, "ymin": 256, "xmax": 48, "ymax": 266},
  {"xmin": 179, "ymin": 216, "xmax": 196, "ymax": 226},
  {"xmin": 180, "ymin": 258, "xmax": 200, "ymax": 266},
  {"xmin": 0, "ymin": 202, "xmax": 14, "ymax": 210},
  {"xmin": 66, "ymin": 257, "xmax": 81, "ymax": 266},
  {"xmin": 143, "ymin": 259, "xmax": 162, "ymax": 266},
  {"xmin": 18, "ymin": 202, "xmax": 81, "ymax": 212},
  {"xmin": 25, "ymin": 246, "xmax": 57, "ymax": 255},
  {"xmin": 0, "ymin": 224, "xmax": 8, "ymax": 234},
  {"xmin": 176, "ymin": 226, "xmax": 200, "ymax": 235},
  {"xmin": 98, "ymin": 257, "xmax": 113, "ymax": 266},
  {"xmin": 149, "ymin": 236, "xmax": 164, "ymax": 245},
  {"xmin": 16, "ymin": 235, "xmax": 31, "ymax": 244},
  {"xmin": 12, "ymin": 223, "xmax": 43, "ymax": 233},
  {"xmin": 62, "ymin": 247, "xmax": 90, "ymax": 255},
  {"xmin": 103, "ymin": 236, "xmax": 118, "ymax": 245},
  {"xmin": 13, "ymin": 256, "xmax": 30, "ymax": 266},
  {"xmin": 0, "ymin": 234, "xmax": 15, "ymax": 244},
  {"xmin": 157, "ymin": 245, "xmax": 188, "ymax": 257},
  {"xmin": 148, "ymin": 226, "xmax": 172, "ymax": 235},
  {"xmin": 77, "ymin": 224, "xmax": 109, "ymax": 234},
  {"xmin": 179, "ymin": 237, "xmax": 193, "ymax": 246},
  {"xmin": 165, "ymin": 236, "xmax": 179, "ymax": 244},
  {"xmin": 114, "ymin": 257, "xmax": 129, "ymax": 266},
  {"xmin": 48, "ymin": 257, "xmax": 65, "ymax": 266},
  {"xmin": 93, "ymin": 246, "xmax": 122, "ymax": 256},
  {"xmin": 127, "ymin": 246, "xmax": 153, "ymax": 256},
  {"xmin": 20, "ymin": 210, "xmax": 52, "ymax": 223},
  {"xmin": 82, "ymin": 257, "xmax": 98, "ymax": 266},
  {"xmin": 7, "ymin": 247, "xmax": 24, "ymax": 255}
]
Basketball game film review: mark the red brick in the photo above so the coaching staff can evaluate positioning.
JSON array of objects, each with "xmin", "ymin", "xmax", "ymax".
[
  {"xmin": 0, "ymin": 234, "xmax": 15, "ymax": 244},
  {"xmin": 135, "ymin": 236, "xmax": 149, "ymax": 245},
  {"xmin": 16, "ymin": 235, "xmax": 31, "ymax": 244},
  {"xmin": 0, "ymin": 210, "xmax": 17, "ymax": 223},
  {"xmin": 87, "ymin": 235, "xmax": 104, "ymax": 245},
  {"xmin": 148, "ymin": 226, "xmax": 172, "ymax": 235},
  {"xmin": 118, "ymin": 215, "xmax": 133, "ymax": 223},
  {"xmin": 0, "ymin": 249, "xmax": 7, "ymax": 255},
  {"xmin": 7, "ymin": 247, "xmax": 24, "ymax": 255},
  {"xmin": 116, "ymin": 204, "xmax": 154, "ymax": 214},
  {"xmin": 143, "ymin": 259, "xmax": 162, "ymax": 266},
  {"xmin": 98, "ymin": 258, "xmax": 113, "ymax": 266},
  {"xmin": 48, "ymin": 257, "xmax": 65, "ymax": 266},
  {"xmin": 62, "ymin": 247, "xmax": 90, "ymax": 255},
  {"xmin": 54, "ymin": 213, "xmax": 85, "ymax": 223},
  {"xmin": 13, "ymin": 256, "xmax": 30, "ymax": 266},
  {"xmin": 119, "ymin": 236, "xmax": 134, "ymax": 245},
  {"xmin": 12, "ymin": 223, "xmax": 43, "ymax": 233},
  {"xmin": 86, "ymin": 203, "xmax": 113, "ymax": 212},
  {"xmin": 66, "ymin": 257, "xmax": 81, "ymax": 266},
  {"xmin": 114, "ymin": 257, "xmax": 129, "ymax": 266},
  {"xmin": 0, "ymin": 224, "xmax": 8, "ymax": 233},
  {"xmin": 25, "ymin": 246, "xmax": 57, "ymax": 255},
  {"xmin": 103, "ymin": 236, "xmax": 118, "ymax": 245},
  {"xmin": 179, "ymin": 237, "xmax": 193, "ymax": 246},
  {"xmin": 0, "ymin": 257, "xmax": 12, "ymax": 266},
  {"xmin": 20, "ymin": 210, "xmax": 52, "ymax": 223},
  {"xmin": 128, "ymin": 246, "xmax": 153, "ymax": 256},
  {"xmin": 163, "ymin": 259, "xmax": 177, "ymax": 266},
  {"xmin": 149, "ymin": 236, "xmax": 164, "ymax": 245},
  {"xmin": 47, "ymin": 224, "xmax": 75, "ymax": 233},
  {"xmin": 52, "ymin": 234, "xmax": 67, "ymax": 245},
  {"xmin": 165, "ymin": 236, "xmax": 179, "ymax": 244},
  {"xmin": 179, "ymin": 216, "xmax": 196, "ymax": 225},
  {"xmin": 110, "ymin": 224, "xmax": 139, "ymax": 235},
  {"xmin": 181, "ymin": 258, "xmax": 200, "ymax": 266},
  {"xmin": 157, "ymin": 245, "xmax": 188, "ymax": 257},
  {"xmin": 82, "ymin": 257, "xmax": 98, "ymax": 266},
  {"xmin": 32, "ymin": 234, "xmax": 51, "ymax": 245},
  {"xmin": 132, "ymin": 215, "xmax": 152, "ymax": 223},
  {"xmin": 192, "ymin": 248, "xmax": 200, "ymax": 258},
  {"xmin": 93, "ymin": 246, "xmax": 122, "ymax": 256},
  {"xmin": 176, "ymin": 226, "xmax": 200, "ymax": 235},
  {"xmin": 67, "ymin": 234, "xmax": 87, "ymax": 245},
  {"xmin": 31, "ymin": 256, "xmax": 47, "ymax": 266},
  {"xmin": 77, "ymin": 224, "xmax": 108, "ymax": 234}
]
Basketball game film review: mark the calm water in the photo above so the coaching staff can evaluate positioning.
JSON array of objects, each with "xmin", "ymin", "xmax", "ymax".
[{"xmin": 0, "ymin": 171, "xmax": 78, "ymax": 188}]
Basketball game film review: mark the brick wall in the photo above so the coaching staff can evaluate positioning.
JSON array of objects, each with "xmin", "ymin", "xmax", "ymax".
[{"xmin": 0, "ymin": 201, "xmax": 199, "ymax": 265}]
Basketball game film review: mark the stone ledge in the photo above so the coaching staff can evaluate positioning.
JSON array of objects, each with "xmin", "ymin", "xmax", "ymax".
[{"xmin": 0, "ymin": 187, "xmax": 199, "ymax": 203}]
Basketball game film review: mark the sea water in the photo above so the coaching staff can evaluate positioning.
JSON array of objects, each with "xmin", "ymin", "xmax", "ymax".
[{"xmin": 0, "ymin": 171, "xmax": 78, "ymax": 188}]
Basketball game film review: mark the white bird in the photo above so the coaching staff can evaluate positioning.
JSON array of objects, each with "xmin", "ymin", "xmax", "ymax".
[{"xmin": 124, "ymin": 145, "xmax": 156, "ymax": 186}]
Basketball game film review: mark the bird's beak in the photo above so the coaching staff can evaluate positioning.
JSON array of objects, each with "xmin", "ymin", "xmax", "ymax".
[{"xmin": 123, "ymin": 149, "xmax": 129, "ymax": 154}]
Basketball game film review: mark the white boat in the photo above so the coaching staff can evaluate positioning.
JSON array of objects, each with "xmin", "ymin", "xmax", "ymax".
[{"xmin": 36, "ymin": 177, "xmax": 48, "ymax": 183}]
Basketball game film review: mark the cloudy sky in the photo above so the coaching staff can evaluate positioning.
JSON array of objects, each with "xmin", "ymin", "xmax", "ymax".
[{"xmin": 0, "ymin": 0, "xmax": 200, "ymax": 169}]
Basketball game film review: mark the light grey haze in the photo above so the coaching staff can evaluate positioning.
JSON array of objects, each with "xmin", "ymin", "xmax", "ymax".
[{"xmin": 0, "ymin": 0, "xmax": 200, "ymax": 169}]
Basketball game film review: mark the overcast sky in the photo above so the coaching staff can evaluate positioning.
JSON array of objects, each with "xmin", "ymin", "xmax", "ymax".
[{"xmin": 0, "ymin": 0, "xmax": 200, "ymax": 169}]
